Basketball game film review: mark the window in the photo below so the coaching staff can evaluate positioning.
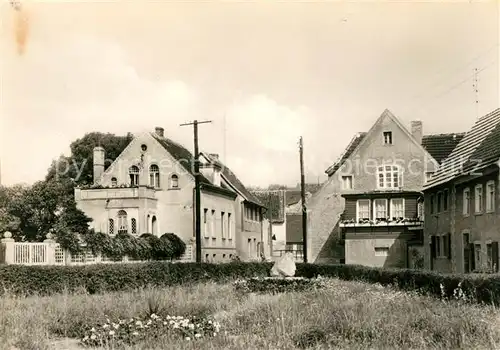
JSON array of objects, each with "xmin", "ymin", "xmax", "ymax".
[
  {"xmin": 131, "ymin": 218, "xmax": 137, "ymax": 234},
  {"xmin": 383, "ymin": 131, "xmax": 393, "ymax": 144},
  {"xmin": 390, "ymin": 198, "xmax": 404, "ymax": 219},
  {"xmin": 356, "ymin": 199, "xmax": 370, "ymax": 221},
  {"xmin": 248, "ymin": 238, "xmax": 252, "ymax": 257},
  {"xmin": 108, "ymin": 219, "xmax": 114, "ymax": 235},
  {"xmin": 374, "ymin": 247, "xmax": 389, "ymax": 256},
  {"xmin": 203, "ymin": 209, "xmax": 209, "ymax": 238},
  {"xmin": 117, "ymin": 210, "xmax": 128, "ymax": 234},
  {"xmin": 443, "ymin": 190, "xmax": 449, "ymax": 211},
  {"xmin": 129, "ymin": 166, "xmax": 139, "ymax": 186},
  {"xmin": 475, "ymin": 244, "xmax": 482, "ymax": 269},
  {"xmin": 377, "ymin": 165, "xmax": 402, "ymax": 189},
  {"xmin": 111, "ymin": 177, "xmax": 117, "ymax": 187},
  {"xmin": 253, "ymin": 238, "xmax": 257, "ymax": 258},
  {"xmin": 227, "ymin": 213, "xmax": 232, "ymax": 239},
  {"xmin": 170, "ymin": 174, "xmax": 179, "ymax": 189},
  {"xmin": 149, "ymin": 164, "xmax": 160, "ymax": 188},
  {"xmin": 221, "ymin": 212, "xmax": 225, "ymax": 238},
  {"xmin": 341, "ymin": 176, "xmax": 353, "ymax": 190},
  {"xmin": 475, "ymin": 184, "xmax": 483, "ymax": 213},
  {"xmin": 435, "ymin": 235, "xmax": 441, "ymax": 257},
  {"xmin": 430, "ymin": 195, "xmax": 435, "ymax": 214},
  {"xmin": 417, "ymin": 201, "xmax": 423, "ymax": 219},
  {"xmin": 486, "ymin": 180, "xmax": 495, "ymax": 212},
  {"xmin": 373, "ymin": 199, "xmax": 388, "ymax": 219},
  {"xmin": 487, "ymin": 243, "xmax": 493, "ymax": 269},
  {"xmin": 205, "ymin": 254, "xmax": 210, "ymax": 262},
  {"xmin": 437, "ymin": 192, "xmax": 442, "ymax": 212},
  {"xmin": 463, "ymin": 188, "xmax": 470, "ymax": 216},
  {"xmin": 211, "ymin": 210, "xmax": 216, "ymax": 238}
]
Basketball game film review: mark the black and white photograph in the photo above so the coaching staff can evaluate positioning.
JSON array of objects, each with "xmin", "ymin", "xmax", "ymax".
[{"xmin": 0, "ymin": 0, "xmax": 499, "ymax": 348}]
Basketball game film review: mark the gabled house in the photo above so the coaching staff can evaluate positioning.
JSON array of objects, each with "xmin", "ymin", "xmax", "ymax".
[
  {"xmin": 74, "ymin": 127, "xmax": 265, "ymax": 263},
  {"xmin": 307, "ymin": 109, "xmax": 463, "ymax": 267},
  {"xmin": 423, "ymin": 108, "xmax": 500, "ymax": 273}
]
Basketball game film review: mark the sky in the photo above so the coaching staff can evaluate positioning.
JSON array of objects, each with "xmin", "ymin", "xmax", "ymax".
[{"xmin": 0, "ymin": 0, "xmax": 499, "ymax": 188}]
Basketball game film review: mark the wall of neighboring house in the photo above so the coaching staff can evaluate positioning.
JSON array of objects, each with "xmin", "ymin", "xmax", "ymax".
[
  {"xmin": 237, "ymin": 200, "xmax": 262, "ymax": 261},
  {"xmin": 307, "ymin": 177, "xmax": 344, "ymax": 263},
  {"xmin": 200, "ymin": 190, "xmax": 237, "ymax": 263},
  {"xmin": 453, "ymin": 170, "xmax": 500, "ymax": 273}
]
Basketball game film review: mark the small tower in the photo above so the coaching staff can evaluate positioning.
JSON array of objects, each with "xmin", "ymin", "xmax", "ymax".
[{"xmin": 93, "ymin": 146, "xmax": 105, "ymax": 185}]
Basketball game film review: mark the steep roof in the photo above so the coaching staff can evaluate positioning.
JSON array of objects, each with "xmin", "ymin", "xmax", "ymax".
[
  {"xmin": 286, "ymin": 213, "xmax": 303, "ymax": 243},
  {"xmin": 151, "ymin": 133, "xmax": 212, "ymax": 184},
  {"xmin": 424, "ymin": 108, "xmax": 500, "ymax": 190},
  {"xmin": 251, "ymin": 190, "xmax": 285, "ymax": 223},
  {"xmin": 202, "ymin": 153, "xmax": 264, "ymax": 207},
  {"xmin": 325, "ymin": 133, "xmax": 367, "ymax": 176},
  {"xmin": 422, "ymin": 133, "xmax": 466, "ymax": 164}
]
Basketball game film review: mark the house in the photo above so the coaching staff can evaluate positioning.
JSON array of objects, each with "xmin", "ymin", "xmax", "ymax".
[
  {"xmin": 74, "ymin": 127, "xmax": 266, "ymax": 263},
  {"xmin": 423, "ymin": 108, "xmax": 500, "ymax": 273},
  {"xmin": 250, "ymin": 184, "xmax": 321, "ymax": 260},
  {"xmin": 307, "ymin": 109, "xmax": 464, "ymax": 267}
]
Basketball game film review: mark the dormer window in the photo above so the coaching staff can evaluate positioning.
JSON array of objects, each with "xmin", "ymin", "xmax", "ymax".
[
  {"xmin": 170, "ymin": 174, "xmax": 179, "ymax": 189},
  {"xmin": 129, "ymin": 166, "xmax": 139, "ymax": 186},
  {"xmin": 383, "ymin": 131, "xmax": 393, "ymax": 144}
]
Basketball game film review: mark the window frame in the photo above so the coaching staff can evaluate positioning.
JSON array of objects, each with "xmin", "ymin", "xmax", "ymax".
[
  {"xmin": 341, "ymin": 175, "xmax": 353, "ymax": 190},
  {"xmin": 373, "ymin": 199, "xmax": 388, "ymax": 220},
  {"xmin": 129, "ymin": 166, "xmax": 140, "ymax": 186},
  {"xmin": 475, "ymin": 184, "xmax": 483, "ymax": 214},
  {"xmin": 169, "ymin": 174, "xmax": 179, "ymax": 189},
  {"xmin": 486, "ymin": 180, "xmax": 495, "ymax": 213},
  {"xmin": 390, "ymin": 198, "xmax": 405, "ymax": 219},
  {"xmin": 383, "ymin": 131, "xmax": 393, "ymax": 145},
  {"xmin": 463, "ymin": 188, "xmax": 470, "ymax": 216},
  {"xmin": 149, "ymin": 164, "xmax": 160, "ymax": 188},
  {"xmin": 356, "ymin": 199, "xmax": 371, "ymax": 221},
  {"xmin": 443, "ymin": 189, "xmax": 449, "ymax": 211},
  {"xmin": 374, "ymin": 247, "xmax": 389, "ymax": 257},
  {"xmin": 376, "ymin": 165, "xmax": 403, "ymax": 189},
  {"xmin": 117, "ymin": 210, "xmax": 128, "ymax": 234}
]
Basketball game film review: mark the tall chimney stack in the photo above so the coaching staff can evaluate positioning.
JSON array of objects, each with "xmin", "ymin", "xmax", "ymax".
[
  {"xmin": 155, "ymin": 127, "xmax": 164, "ymax": 138},
  {"xmin": 411, "ymin": 120, "xmax": 423, "ymax": 144},
  {"xmin": 93, "ymin": 146, "xmax": 105, "ymax": 185}
]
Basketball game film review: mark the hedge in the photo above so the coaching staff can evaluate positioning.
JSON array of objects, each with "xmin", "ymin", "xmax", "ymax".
[{"xmin": 2, "ymin": 262, "xmax": 500, "ymax": 304}]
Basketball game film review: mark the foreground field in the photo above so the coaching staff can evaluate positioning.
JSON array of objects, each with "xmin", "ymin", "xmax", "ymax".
[{"xmin": 1, "ymin": 278, "xmax": 499, "ymax": 350}]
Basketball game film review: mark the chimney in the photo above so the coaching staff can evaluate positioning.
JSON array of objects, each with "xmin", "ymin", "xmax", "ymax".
[
  {"xmin": 93, "ymin": 146, "xmax": 105, "ymax": 185},
  {"xmin": 411, "ymin": 120, "xmax": 423, "ymax": 144},
  {"xmin": 155, "ymin": 127, "xmax": 164, "ymax": 138}
]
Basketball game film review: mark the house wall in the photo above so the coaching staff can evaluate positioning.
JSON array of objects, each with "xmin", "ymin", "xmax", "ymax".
[
  {"xmin": 424, "ymin": 168, "xmax": 500, "ymax": 273},
  {"xmin": 237, "ymin": 201, "xmax": 263, "ymax": 261},
  {"xmin": 306, "ymin": 176, "xmax": 344, "ymax": 263},
  {"xmin": 200, "ymin": 190, "xmax": 237, "ymax": 263},
  {"xmin": 345, "ymin": 235, "xmax": 407, "ymax": 268},
  {"xmin": 339, "ymin": 115, "xmax": 437, "ymax": 193}
]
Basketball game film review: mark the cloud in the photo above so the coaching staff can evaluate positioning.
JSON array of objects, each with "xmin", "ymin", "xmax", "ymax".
[{"xmin": 0, "ymin": 34, "xmax": 197, "ymax": 186}]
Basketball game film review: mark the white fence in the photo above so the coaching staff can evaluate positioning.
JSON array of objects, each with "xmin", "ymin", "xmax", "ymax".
[{"xmin": 0, "ymin": 233, "xmax": 194, "ymax": 266}]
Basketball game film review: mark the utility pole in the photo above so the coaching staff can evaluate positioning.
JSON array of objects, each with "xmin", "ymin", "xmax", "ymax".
[
  {"xmin": 299, "ymin": 136, "xmax": 308, "ymax": 263},
  {"xmin": 180, "ymin": 119, "xmax": 212, "ymax": 263}
]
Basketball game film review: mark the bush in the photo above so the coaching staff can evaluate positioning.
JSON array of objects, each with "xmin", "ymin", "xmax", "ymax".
[
  {"xmin": 160, "ymin": 233, "xmax": 186, "ymax": 260},
  {"xmin": 3, "ymin": 261, "xmax": 500, "ymax": 304}
]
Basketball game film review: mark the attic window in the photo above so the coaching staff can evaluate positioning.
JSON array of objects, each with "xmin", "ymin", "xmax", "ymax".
[
  {"xmin": 384, "ymin": 131, "xmax": 392, "ymax": 145},
  {"xmin": 141, "ymin": 144, "xmax": 147, "ymax": 152},
  {"xmin": 383, "ymin": 132, "xmax": 392, "ymax": 144}
]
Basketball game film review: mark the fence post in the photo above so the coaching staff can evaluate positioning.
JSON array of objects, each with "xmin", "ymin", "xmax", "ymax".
[
  {"xmin": 1, "ymin": 232, "xmax": 15, "ymax": 264},
  {"xmin": 43, "ymin": 233, "xmax": 56, "ymax": 265}
]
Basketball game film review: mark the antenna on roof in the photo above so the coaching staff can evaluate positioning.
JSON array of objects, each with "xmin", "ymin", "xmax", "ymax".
[{"xmin": 473, "ymin": 67, "xmax": 479, "ymax": 119}]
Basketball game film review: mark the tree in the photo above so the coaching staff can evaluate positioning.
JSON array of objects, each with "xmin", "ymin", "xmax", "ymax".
[{"xmin": 161, "ymin": 233, "xmax": 186, "ymax": 260}]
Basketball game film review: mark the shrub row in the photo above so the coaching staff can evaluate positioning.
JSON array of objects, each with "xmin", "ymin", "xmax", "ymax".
[
  {"xmin": 233, "ymin": 277, "xmax": 327, "ymax": 295},
  {"xmin": 3, "ymin": 261, "xmax": 500, "ymax": 304}
]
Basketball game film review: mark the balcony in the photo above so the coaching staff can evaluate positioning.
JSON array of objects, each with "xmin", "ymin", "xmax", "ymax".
[
  {"xmin": 340, "ymin": 218, "xmax": 423, "ymax": 228},
  {"xmin": 75, "ymin": 186, "xmax": 157, "ymax": 201}
]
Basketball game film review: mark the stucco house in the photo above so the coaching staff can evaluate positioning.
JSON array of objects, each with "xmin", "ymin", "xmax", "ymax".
[
  {"xmin": 74, "ymin": 127, "xmax": 266, "ymax": 263},
  {"xmin": 423, "ymin": 108, "xmax": 500, "ymax": 273},
  {"xmin": 307, "ymin": 109, "xmax": 464, "ymax": 267}
]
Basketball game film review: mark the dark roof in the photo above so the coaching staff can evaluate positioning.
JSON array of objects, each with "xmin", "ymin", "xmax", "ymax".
[
  {"xmin": 202, "ymin": 153, "xmax": 264, "ymax": 207},
  {"xmin": 325, "ymin": 133, "xmax": 367, "ymax": 176},
  {"xmin": 151, "ymin": 133, "xmax": 212, "ymax": 184},
  {"xmin": 286, "ymin": 213, "xmax": 303, "ymax": 243},
  {"xmin": 286, "ymin": 191, "xmax": 302, "ymax": 206},
  {"xmin": 250, "ymin": 190, "xmax": 285, "ymax": 223},
  {"xmin": 424, "ymin": 108, "xmax": 500, "ymax": 190},
  {"xmin": 422, "ymin": 133, "xmax": 466, "ymax": 164}
]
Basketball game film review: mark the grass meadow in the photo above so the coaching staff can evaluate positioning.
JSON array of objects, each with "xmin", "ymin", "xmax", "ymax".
[{"xmin": 1, "ymin": 278, "xmax": 500, "ymax": 350}]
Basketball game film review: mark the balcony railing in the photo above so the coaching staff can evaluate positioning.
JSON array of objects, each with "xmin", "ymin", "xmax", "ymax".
[
  {"xmin": 340, "ymin": 218, "xmax": 423, "ymax": 227},
  {"xmin": 75, "ymin": 186, "xmax": 156, "ymax": 201}
]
